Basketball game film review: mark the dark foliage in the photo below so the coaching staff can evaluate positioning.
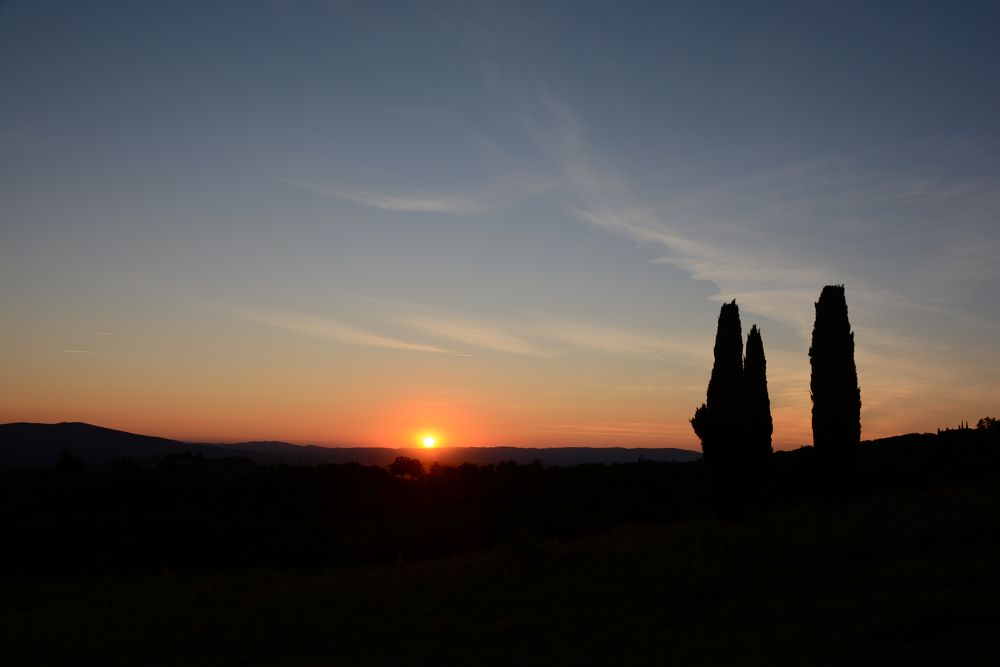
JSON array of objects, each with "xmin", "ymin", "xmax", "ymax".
[
  {"xmin": 743, "ymin": 325, "xmax": 773, "ymax": 460},
  {"xmin": 0, "ymin": 457, "xmax": 706, "ymax": 577},
  {"xmin": 3, "ymin": 426, "xmax": 1000, "ymax": 664},
  {"xmin": 693, "ymin": 300, "xmax": 743, "ymax": 462},
  {"xmin": 809, "ymin": 285, "xmax": 861, "ymax": 454},
  {"xmin": 692, "ymin": 303, "xmax": 773, "ymax": 475},
  {"xmin": 7, "ymin": 472, "xmax": 1000, "ymax": 666},
  {"xmin": 389, "ymin": 456, "xmax": 425, "ymax": 478},
  {"xmin": 690, "ymin": 403, "xmax": 710, "ymax": 446},
  {"xmin": 7, "ymin": 422, "xmax": 995, "ymax": 580}
]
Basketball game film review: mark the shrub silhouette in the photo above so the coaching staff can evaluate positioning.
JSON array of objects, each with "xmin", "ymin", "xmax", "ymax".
[
  {"xmin": 390, "ymin": 456, "xmax": 425, "ymax": 479},
  {"xmin": 809, "ymin": 285, "xmax": 861, "ymax": 453},
  {"xmin": 743, "ymin": 325, "xmax": 773, "ymax": 460}
]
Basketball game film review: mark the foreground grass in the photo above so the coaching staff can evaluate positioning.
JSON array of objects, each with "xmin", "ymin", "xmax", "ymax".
[{"xmin": 3, "ymin": 481, "xmax": 998, "ymax": 666}]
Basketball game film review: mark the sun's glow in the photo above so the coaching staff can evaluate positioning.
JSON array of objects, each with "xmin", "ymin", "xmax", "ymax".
[{"xmin": 422, "ymin": 435, "xmax": 437, "ymax": 448}]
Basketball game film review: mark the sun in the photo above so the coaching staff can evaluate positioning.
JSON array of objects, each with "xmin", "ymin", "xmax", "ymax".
[{"xmin": 414, "ymin": 429, "xmax": 443, "ymax": 449}]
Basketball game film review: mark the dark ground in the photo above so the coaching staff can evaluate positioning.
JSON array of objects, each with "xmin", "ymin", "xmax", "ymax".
[{"xmin": 1, "ymin": 427, "xmax": 998, "ymax": 665}]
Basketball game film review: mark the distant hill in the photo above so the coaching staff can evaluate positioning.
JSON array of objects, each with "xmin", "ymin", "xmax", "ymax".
[
  {"xmin": 0, "ymin": 422, "xmax": 700, "ymax": 469},
  {"xmin": 218, "ymin": 440, "xmax": 701, "ymax": 466},
  {"xmin": 0, "ymin": 422, "xmax": 246, "ymax": 468},
  {"xmin": 402, "ymin": 445, "xmax": 701, "ymax": 466}
]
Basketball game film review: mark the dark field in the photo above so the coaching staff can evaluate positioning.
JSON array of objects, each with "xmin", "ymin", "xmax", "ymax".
[{"xmin": 2, "ymin": 429, "xmax": 999, "ymax": 665}]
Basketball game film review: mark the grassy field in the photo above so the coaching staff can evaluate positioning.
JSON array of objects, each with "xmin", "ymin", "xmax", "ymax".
[{"xmin": 3, "ymin": 479, "xmax": 998, "ymax": 666}]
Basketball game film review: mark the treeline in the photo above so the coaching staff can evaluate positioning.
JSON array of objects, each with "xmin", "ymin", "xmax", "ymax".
[
  {"xmin": 4, "ymin": 422, "xmax": 999, "ymax": 578},
  {"xmin": 1, "ymin": 456, "xmax": 705, "ymax": 577},
  {"xmin": 691, "ymin": 285, "xmax": 862, "ymax": 467}
]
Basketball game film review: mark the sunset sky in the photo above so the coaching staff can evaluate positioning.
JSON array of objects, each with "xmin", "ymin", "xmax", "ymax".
[{"xmin": 2, "ymin": 1, "xmax": 998, "ymax": 449}]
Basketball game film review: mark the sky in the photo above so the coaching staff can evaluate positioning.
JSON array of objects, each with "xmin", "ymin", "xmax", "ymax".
[{"xmin": 2, "ymin": 0, "xmax": 999, "ymax": 449}]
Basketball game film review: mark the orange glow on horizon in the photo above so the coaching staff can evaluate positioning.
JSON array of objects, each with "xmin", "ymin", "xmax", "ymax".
[
  {"xmin": 6, "ymin": 364, "xmax": 910, "ymax": 450},
  {"xmin": 368, "ymin": 397, "xmax": 491, "ymax": 448}
]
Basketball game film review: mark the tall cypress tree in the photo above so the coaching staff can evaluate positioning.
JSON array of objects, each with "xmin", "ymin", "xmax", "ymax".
[
  {"xmin": 809, "ymin": 285, "xmax": 861, "ymax": 452},
  {"xmin": 691, "ymin": 300, "xmax": 743, "ymax": 462},
  {"xmin": 743, "ymin": 325, "xmax": 773, "ymax": 460}
]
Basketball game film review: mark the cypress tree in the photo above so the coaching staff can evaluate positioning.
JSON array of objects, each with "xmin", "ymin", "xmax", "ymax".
[
  {"xmin": 743, "ymin": 325, "xmax": 773, "ymax": 460},
  {"xmin": 691, "ymin": 300, "xmax": 743, "ymax": 462},
  {"xmin": 809, "ymin": 285, "xmax": 861, "ymax": 453}
]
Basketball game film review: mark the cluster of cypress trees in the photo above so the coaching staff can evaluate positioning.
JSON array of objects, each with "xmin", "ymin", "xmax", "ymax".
[
  {"xmin": 691, "ymin": 285, "xmax": 861, "ymax": 465},
  {"xmin": 690, "ymin": 300, "xmax": 773, "ymax": 468}
]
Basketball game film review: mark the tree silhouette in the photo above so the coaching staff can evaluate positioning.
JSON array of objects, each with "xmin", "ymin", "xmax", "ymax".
[
  {"xmin": 976, "ymin": 417, "xmax": 999, "ymax": 436},
  {"xmin": 692, "ymin": 300, "xmax": 743, "ymax": 463},
  {"xmin": 390, "ymin": 456, "xmax": 425, "ymax": 479},
  {"xmin": 743, "ymin": 325, "xmax": 773, "ymax": 460},
  {"xmin": 809, "ymin": 285, "xmax": 861, "ymax": 453}
]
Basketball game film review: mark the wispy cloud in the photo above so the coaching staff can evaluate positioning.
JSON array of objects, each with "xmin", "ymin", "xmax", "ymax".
[
  {"xmin": 387, "ymin": 302, "xmax": 701, "ymax": 359},
  {"xmin": 925, "ymin": 237, "xmax": 1000, "ymax": 287},
  {"xmin": 523, "ymin": 98, "xmax": 834, "ymax": 333},
  {"xmin": 538, "ymin": 97, "xmax": 1000, "ymax": 347},
  {"xmin": 399, "ymin": 314, "xmax": 546, "ymax": 356},
  {"xmin": 235, "ymin": 307, "xmax": 452, "ymax": 354},
  {"xmin": 356, "ymin": 297, "xmax": 551, "ymax": 357},
  {"xmin": 604, "ymin": 381, "xmax": 705, "ymax": 395},
  {"xmin": 534, "ymin": 421, "xmax": 692, "ymax": 439},
  {"xmin": 278, "ymin": 179, "xmax": 490, "ymax": 217},
  {"xmin": 496, "ymin": 403, "xmax": 567, "ymax": 411},
  {"xmin": 527, "ymin": 96, "xmax": 1000, "ymax": 443},
  {"xmin": 543, "ymin": 321, "xmax": 708, "ymax": 360}
]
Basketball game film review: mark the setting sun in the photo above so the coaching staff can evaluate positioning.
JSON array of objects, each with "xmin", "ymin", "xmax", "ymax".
[{"xmin": 422, "ymin": 435, "xmax": 437, "ymax": 448}]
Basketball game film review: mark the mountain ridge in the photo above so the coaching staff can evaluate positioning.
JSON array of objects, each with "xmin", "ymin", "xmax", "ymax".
[{"xmin": 0, "ymin": 422, "xmax": 702, "ymax": 468}]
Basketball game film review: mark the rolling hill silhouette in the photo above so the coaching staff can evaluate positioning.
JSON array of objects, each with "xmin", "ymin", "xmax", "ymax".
[
  {"xmin": 0, "ymin": 422, "xmax": 230, "ymax": 468},
  {"xmin": 0, "ymin": 422, "xmax": 701, "ymax": 468}
]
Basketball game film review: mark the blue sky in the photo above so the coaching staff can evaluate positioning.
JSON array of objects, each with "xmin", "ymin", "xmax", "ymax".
[{"xmin": 2, "ymin": 1, "xmax": 998, "ymax": 447}]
